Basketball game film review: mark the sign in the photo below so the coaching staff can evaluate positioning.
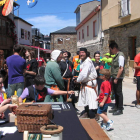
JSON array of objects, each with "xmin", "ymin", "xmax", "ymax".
[{"xmin": 27, "ymin": 0, "xmax": 38, "ymax": 8}]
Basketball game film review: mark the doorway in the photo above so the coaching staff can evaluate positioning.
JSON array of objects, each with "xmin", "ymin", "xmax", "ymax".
[{"xmin": 130, "ymin": 37, "xmax": 136, "ymax": 60}]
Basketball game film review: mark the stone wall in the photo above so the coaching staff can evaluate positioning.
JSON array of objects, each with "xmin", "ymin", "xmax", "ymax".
[
  {"xmin": 51, "ymin": 34, "xmax": 77, "ymax": 58},
  {"xmin": 84, "ymin": 43, "xmax": 103, "ymax": 58},
  {"xmin": 102, "ymin": 20, "xmax": 140, "ymax": 76},
  {"xmin": 102, "ymin": 30, "xmax": 110, "ymax": 55}
]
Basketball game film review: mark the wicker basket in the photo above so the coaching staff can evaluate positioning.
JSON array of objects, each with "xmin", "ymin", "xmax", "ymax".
[{"xmin": 16, "ymin": 104, "xmax": 52, "ymax": 133}]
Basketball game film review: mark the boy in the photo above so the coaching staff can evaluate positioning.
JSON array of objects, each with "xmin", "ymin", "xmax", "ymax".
[
  {"xmin": 96, "ymin": 69, "xmax": 114, "ymax": 130},
  {"xmin": 19, "ymin": 75, "xmax": 74, "ymax": 103}
]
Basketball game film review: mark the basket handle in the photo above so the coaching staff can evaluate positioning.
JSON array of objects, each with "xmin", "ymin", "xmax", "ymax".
[{"xmin": 25, "ymin": 104, "xmax": 42, "ymax": 107}]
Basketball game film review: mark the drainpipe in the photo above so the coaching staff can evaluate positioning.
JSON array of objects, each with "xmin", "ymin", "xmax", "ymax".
[
  {"xmin": 98, "ymin": 8, "xmax": 99, "ymax": 51},
  {"xmin": 100, "ymin": 0, "xmax": 103, "ymax": 56}
]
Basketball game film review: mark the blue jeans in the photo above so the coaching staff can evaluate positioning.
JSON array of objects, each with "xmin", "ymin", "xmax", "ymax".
[{"xmin": 7, "ymin": 82, "xmax": 24, "ymax": 98}]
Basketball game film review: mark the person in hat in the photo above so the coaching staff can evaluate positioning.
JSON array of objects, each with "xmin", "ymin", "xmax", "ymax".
[
  {"xmin": 59, "ymin": 50, "xmax": 73, "ymax": 102},
  {"xmin": 105, "ymin": 53, "xmax": 110, "ymax": 58},
  {"xmin": 44, "ymin": 50, "xmax": 65, "ymax": 102},
  {"xmin": 104, "ymin": 58, "xmax": 112, "ymax": 70},
  {"xmin": 101, "ymin": 57, "xmax": 108, "ymax": 65},
  {"xmin": 75, "ymin": 48, "xmax": 98, "ymax": 118}
]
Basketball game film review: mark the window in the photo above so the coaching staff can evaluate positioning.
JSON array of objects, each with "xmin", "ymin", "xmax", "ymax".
[
  {"xmin": 0, "ymin": 18, "xmax": 7, "ymax": 46},
  {"xmin": 2, "ymin": 20, "xmax": 6, "ymax": 35},
  {"xmin": 0, "ymin": 19, "xmax": 1, "ymax": 34},
  {"xmin": 93, "ymin": 20, "xmax": 97, "ymax": 37},
  {"xmin": 76, "ymin": 10, "xmax": 80, "ymax": 25},
  {"xmin": 79, "ymin": 32, "xmax": 80, "ymax": 40},
  {"xmin": 87, "ymin": 26, "xmax": 89, "ymax": 36},
  {"xmin": 82, "ymin": 29, "xmax": 84, "ymax": 39},
  {"xmin": 121, "ymin": 0, "xmax": 130, "ymax": 17},
  {"xmin": 21, "ymin": 29, "xmax": 24, "ymax": 39},
  {"xmin": 28, "ymin": 31, "xmax": 30, "ymax": 40},
  {"xmin": 57, "ymin": 38, "xmax": 63, "ymax": 44},
  {"xmin": 25, "ymin": 30, "xmax": 27, "ymax": 40}
]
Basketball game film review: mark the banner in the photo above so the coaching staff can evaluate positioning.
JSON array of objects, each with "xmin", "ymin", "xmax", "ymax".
[{"xmin": 2, "ymin": 0, "xmax": 14, "ymax": 16}]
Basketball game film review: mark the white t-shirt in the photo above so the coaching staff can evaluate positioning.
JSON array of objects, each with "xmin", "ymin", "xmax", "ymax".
[{"xmin": 118, "ymin": 56, "xmax": 124, "ymax": 67}]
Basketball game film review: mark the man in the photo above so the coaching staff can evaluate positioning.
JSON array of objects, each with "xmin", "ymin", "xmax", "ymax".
[
  {"xmin": 75, "ymin": 48, "xmax": 98, "ymax": 118},
  {"xmin": 36, "ymin": 54, "xmax": 46, "ymax": 67},
  {"xmin": 44, "ymin": 50, "xmax": 65, "ymax": 102},
  {"xmin": 6, "ymin": 45, "xmax": 26, "ymax": 98},
  {"xmin": 109, "ymin": 42, "xmax": 125, "ymax": 115},
  {"xmin": 59, "ymin": 50, "xmax": 73, "ymax": 82},
  {"xmin": 59, "ymin": 50, "xmax": 73, "ymax": 103},
  {"xmin": 19, "ymin": 75, "xmax": 74, "ymax": 103},
  {"xmin": 134, "ymin": 53, "xmax": 140, "ymax": 108}
]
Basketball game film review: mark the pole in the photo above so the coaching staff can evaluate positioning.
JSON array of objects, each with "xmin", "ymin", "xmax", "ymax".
[{"xmin": 38, "ymin": 47, "xmax": 39, "ymax": 61}]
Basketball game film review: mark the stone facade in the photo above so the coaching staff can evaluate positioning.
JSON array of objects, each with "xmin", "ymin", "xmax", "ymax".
[
  {"xmin": 80, "ymin": 43, "xmax": 103, "ymax": 58},
  {"xmin": 102, "ymin": 20, "xmax": 140, "ymax": 76},
  {"xmin": 51, "ymin": 34, "xmax": 77, "ymax": 57}
]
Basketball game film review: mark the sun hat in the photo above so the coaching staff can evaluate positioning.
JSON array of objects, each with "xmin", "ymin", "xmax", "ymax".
[{"xmin": 105, "ymin": 53, "xmax": 110, "ymax": 56}]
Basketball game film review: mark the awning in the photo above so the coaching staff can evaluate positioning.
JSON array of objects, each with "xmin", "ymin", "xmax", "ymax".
[{"xmin": 20, "ymin": 45, "xmax": 52, "ymax": 53}]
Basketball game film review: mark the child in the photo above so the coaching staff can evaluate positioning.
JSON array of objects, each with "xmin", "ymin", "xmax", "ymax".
[
  {"xmin": 0, "ymin": 75, "xmax": 17, "ymax": 118},
  {"xmin": 96, "ymin": 69, "xmax": 113, "ymax": 130}
]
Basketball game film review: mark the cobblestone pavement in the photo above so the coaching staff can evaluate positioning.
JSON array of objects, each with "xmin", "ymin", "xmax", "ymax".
[{"xmin": 75, "ymin": 78, "xmax": 139, "ymax": 140}]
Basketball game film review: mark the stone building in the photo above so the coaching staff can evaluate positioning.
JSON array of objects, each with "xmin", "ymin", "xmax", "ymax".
[
  {"xmin": 74, "ymin": 1, "xmax": 102, "ymax": 58},
  {"xmin": 50, "ymin": 26, "xmax": 77, "ymax": 57},
  {"xmin": 0, "ymin": 2, "xmax": 19, "ymax": 56},
  {"xmin": 101, "ymin": 0, "xmax": 140, "ymax": 77}
]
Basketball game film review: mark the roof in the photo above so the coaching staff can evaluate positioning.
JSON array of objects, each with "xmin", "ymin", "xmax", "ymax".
[
  {"xmin": 74, "ymin": 0, "xmax": 100, "ymax": 13},
  {"xmin": 51, "ymin": 26, "xmax": 76, "ymax": 34},
  {"xmin": 14, "ymin": 16, "xmax": 33, "ymax": 26}
]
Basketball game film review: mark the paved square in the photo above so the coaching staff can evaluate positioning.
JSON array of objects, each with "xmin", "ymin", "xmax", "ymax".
[{"xmin": 76, "ymin": 78, "xmax": 139, "ymax": 140}]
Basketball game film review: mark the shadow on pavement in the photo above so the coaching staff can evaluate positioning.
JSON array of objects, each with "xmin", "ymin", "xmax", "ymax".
[
  {"xmin": 132, "ymin": 100, "xmax": 137, "ymax": 105},
  {"xmin": 123, "ymin": 104, "xmax": 135, "ymax": 107}
]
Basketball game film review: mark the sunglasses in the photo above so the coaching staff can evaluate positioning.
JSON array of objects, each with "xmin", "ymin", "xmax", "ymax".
[{"xmin": 99, "ymin": 74, "xmax": 104, "ymax": 76}]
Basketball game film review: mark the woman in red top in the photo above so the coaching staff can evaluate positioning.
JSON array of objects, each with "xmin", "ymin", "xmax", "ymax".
[{"xmin": 96, "ymin": 69, "xmax": 114, "ymax": 131}]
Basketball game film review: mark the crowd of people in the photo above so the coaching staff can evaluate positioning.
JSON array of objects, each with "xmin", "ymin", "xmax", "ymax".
[{"xmin": 0, "ymin": 42, "xmax": 127, "ymax": 131}]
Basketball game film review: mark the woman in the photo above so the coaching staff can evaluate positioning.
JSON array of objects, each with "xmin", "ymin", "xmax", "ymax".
[
  {"xmin": 92, "ymin": 51, "xmax": 104, "ymax": 93},
  {"xmin": 25, "ymin": 50, "xmax": 38, "ymax": 87}
]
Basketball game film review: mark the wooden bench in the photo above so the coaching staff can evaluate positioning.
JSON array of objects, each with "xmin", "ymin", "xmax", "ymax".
[{"xmin": 80, "ymin": 119, "xmax": 110, "ymax": 140}]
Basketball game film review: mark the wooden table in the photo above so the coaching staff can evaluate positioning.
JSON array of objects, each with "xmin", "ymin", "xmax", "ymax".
[{"xmin": 80, "ymin": 119, "xmax": 110, "ymax": 140}]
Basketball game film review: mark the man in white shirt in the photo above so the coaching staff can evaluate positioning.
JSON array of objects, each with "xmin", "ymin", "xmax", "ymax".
[
  {"xmin": 75, "ymin": 48, "xmax": 98, "ymax": 118},
  {"xmin": 109, "ymin": 42, "xmax": 125, "ymax": 115}
]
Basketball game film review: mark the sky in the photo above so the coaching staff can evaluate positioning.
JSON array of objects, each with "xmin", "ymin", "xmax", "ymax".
[{"xmin": 14, "ymin": 0, "xmax": 100, "ymax": 35}]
